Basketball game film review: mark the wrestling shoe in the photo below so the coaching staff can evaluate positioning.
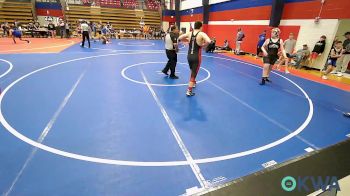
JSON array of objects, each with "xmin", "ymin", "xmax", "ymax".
[
  {"xmin": 186, "ymin": 90, "xmax": 195, "ymax": 96},
  {"xmin": 170, "ymin": 75, "xmax": 179, "ymax": 79}
]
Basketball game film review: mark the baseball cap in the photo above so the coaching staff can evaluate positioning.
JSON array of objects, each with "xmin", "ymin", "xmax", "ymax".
[{"xmin": 344, "ymin": 32, "xmax": 350, "ymax": 36}]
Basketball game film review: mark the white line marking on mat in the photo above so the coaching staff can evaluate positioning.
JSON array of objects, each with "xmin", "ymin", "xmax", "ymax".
[
  {"xmin": 3, "ymin": 71, "xmax": 85, "ymax": 196},
  {"xmin": 262, "ymin": 160, "xmax": 277, "ymax": 168},
  {"xmin": 208, "ymin": 81, "xmax": 318, "ymax": 150},
  {"xmin": 140, "ymin": 69, "xmax": 208, "ymax": 188},
  {"xmin": 0, "ymin": 59, "xmax": 13, "ymax": 79},
  {"xmin": 304, "ymin": 147, "xmax": 314, "ymax": 152}
]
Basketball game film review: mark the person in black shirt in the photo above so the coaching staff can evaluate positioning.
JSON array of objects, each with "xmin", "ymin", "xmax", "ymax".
[
  {"xmin": 162, "ymin": 26, "xmax": 179, "ymax": 79},
  {"xmin": 260, "ymin": 28, "xmax": 287, "ymax": 85},
  {"xmin": 27, "ymin": 21, "xmax": 36, "ymax": 37},
  {"xmin": 2, "ymin": 22, "xmax": 10, "ymax": 37},
  {"xmin": 47, "ymin": 22, "xmax": 56, "ymax": 38},
  {"xmin": 310, "ymin": 35, "xmax": 326, "ymax": 64}
]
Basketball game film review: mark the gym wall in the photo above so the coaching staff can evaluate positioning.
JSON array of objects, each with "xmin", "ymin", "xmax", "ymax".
[{"xmin": 163, "ymin": 0, "xmax": 350, "ymax": 69}]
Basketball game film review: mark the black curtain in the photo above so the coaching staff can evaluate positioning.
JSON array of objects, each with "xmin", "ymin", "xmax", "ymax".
[
  {"xmin": 269, "ymin": 0, "xmax": 285, "ymax": 27},
  {"xmin": 202, "ymin": 0, "xmax": 209, "ymax": 25},
  {"xmin": 175, "ymin": 0, "xmax": 180, "ymax": 29}
]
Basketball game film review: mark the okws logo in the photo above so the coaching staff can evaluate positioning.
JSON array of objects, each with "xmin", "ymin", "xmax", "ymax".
[
  {"xmin": 281, "ymin": 176, "xmax": 297, "ymax": 191},
  {"xmin": 281, "ymin": 176, "xmax": 340, "ymax": 192}
]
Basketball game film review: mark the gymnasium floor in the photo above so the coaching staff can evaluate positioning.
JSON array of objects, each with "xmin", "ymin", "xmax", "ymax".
[{"xmin": 0, "ymin": 39, "xmax": 349, "ymax": 195}]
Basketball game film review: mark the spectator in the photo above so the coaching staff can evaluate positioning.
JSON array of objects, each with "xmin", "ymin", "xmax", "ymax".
[
  {"xmin": 206, "ymin": 38, "xmax": 216, "ymax": 53},
  {"xmin": 27, "ymin": 21, "xmax": 36, "ymax": 37},
  {"xmin": 161, "ymin": 29, "xmax": 166, "ymax": 40},
  {"xmin": 276, "ymin": 32, "xmax": 296, "ymax": 73},
  {"xmin": 65, "ymin": 21, "xmax": 70, "ymax": 38},
  {"xmin": 59, "ymin": 19, "xmax": 65, "ymax": 38},
  {"xmin": 310, "ymin": 35, "xmax": 326, "ymax": 64},
  {"xmin": 91, "ymin": 22, "xmax": 97, "ymax": 37},
  {"xmin": 2, "ymin": 22, "xmax": 10, "ymax": 37},
  {"xmin": 235, "ymin": 28, "xmax": 245, "ymax": 55},
  {"xmin": 47, "ymin": 21, "xmax": 56, "ymax": 38},
  {"xmin": 332, "ymin": 36, "xmax": 339, "ymax": 48},
  {"xmin": 14, "ymin": 19, "xmax": 19, "ymax": 28},
  {"xmin": 322, "ymin": 41, "xmax": 343, "ymax": 80},
  {"xmin": 257, "ymin": 30, "xmax": 266, "ymax": 57},
  {"xmin": 222, "ymin": 40, "xmax": 232, "ymax": 51},
  {"xmin": 289, "ymin": 44, "xmax": 311, "ymax": 69},
  {"xmin": 34, "ymin": 21, "xmax": 40, "ymax": 29},
  {"xmin": 335, "ymin": 32, "xmax": 350, "ymax": 77}
]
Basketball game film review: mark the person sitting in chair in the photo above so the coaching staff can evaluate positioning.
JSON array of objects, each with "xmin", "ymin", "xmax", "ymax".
[
  {"xmin": 206, "ymin": 38, "xmax": 216, "ymax": 53},
  {"xmin": 288, "ymin": 44, "xmax": 310, "ymax": 69}
]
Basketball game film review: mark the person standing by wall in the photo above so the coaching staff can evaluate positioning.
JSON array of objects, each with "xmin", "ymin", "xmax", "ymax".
[
  {"xmin": 256, "ymin": 30, "xmax": 266, "ymax": 57},
  {"xmin": 235, "ymin": 28, "xmax": 245, "ymax": 55},
  {"xmin": 47, "ymin": 21, "xmax": 56, "ymax": 38},
  {"xmin": 59, "ymin": 19, "xmax": 65, "ymax": 38},
  {"xmin": 65, "ymin": 21, "xmax": 70, "ymax": 38},
  {"xmin": 162, "ymin": 26, "xmax": 179, "ymax": 79},
  {"xmin": 335, "ymin": 32, "xmax": 350, "ymax": 77},
  {"xmin": 310, "ymin": 35, "xmax": 326, "ymax": 65},
  {"xmin": 276, "ymin": 32, "xmax": 296, "ymax": 73}
]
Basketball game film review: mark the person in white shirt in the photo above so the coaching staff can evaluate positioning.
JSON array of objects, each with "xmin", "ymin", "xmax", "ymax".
[
  {"xmin": 162, "ymin": 25, "xmax": 179, "ymax": 79},
  {"xmin": 80, "ymin": 21, "xmax": 91, "ymax": 48}
]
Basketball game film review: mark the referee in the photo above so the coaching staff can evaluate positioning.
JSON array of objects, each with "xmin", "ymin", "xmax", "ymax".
[
  {"xmin": 81, "ymin": 21, "xmax": 91, "ymax": 48},
  {"xmin": 162, "ymin": 26, "xmax": 179, "ymax": 79}
]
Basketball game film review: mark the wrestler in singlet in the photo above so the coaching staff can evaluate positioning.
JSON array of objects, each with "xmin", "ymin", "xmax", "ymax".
[{"xmin": 188, "ymin": 31, "xmax": 202, "ymax": 84}]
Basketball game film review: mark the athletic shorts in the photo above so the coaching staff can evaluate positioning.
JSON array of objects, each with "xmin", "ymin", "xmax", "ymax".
[
  {"xmin": 263, "ymin": 55, "xmax": 278, "ymax": 65},
  {"xmin": 12, "ymin": 30, "xmax": 21, "ymax": 38},
  {"xmin": 311, "ymin": 52, "xmax": 319, "ymax": 59},
  {"xmin": 188, "ymin": 54, "xmax": 201, "ymax": 76},
  {"xmin": 327, "ymin": 59, "xmax": 337, "ymax": 67}
]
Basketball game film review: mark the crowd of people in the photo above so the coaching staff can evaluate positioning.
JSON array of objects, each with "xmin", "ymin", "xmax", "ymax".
[
  {"xmin": 75, "ymin": 19, "xmax": 166, "ymax": 47},
  {"xmin": 1, "ymin": 19, "xmax": 71, "ymax": 40},
  {"xmin": 1, "ymin": 18, "xmax": 166, "ymax": 43},
  {"xmin": 203, "ymin": 27, "xmax": 350, "ymax": 79}
]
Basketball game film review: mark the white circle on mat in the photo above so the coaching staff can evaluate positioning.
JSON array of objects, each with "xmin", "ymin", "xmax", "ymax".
[
  {"xmin": 0, "ymin": 52, "xmax": 314, "ymax": 166},
  {"xmin": 121, "ymin": 62, "xmax": 211, "ymax": 87},
  {"xmin": 0, "ymin": 59, "xmax": 13, "ymax": 79}
]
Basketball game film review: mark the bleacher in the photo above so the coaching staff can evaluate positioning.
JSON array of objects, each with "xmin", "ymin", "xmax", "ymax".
[
  {"xmin": 66, "ymin": 3, "xmax": 161, "ymax": 30},
  {"xmin": 0, "ymin": 1, "xmax": 34, "ymax": 25},
  {"xmin": 145, "ymin": 0, "xmax": 160, "ymax": 10}
]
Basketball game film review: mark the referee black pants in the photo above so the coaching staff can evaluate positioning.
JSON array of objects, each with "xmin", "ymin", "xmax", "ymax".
[
  {"xmin": 82, "ymin": 31, "xmax": 90, "ymax": 48},
  {"xmin": 163, "ymin": 49, "xmax": 177, "ymax": 76}
]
